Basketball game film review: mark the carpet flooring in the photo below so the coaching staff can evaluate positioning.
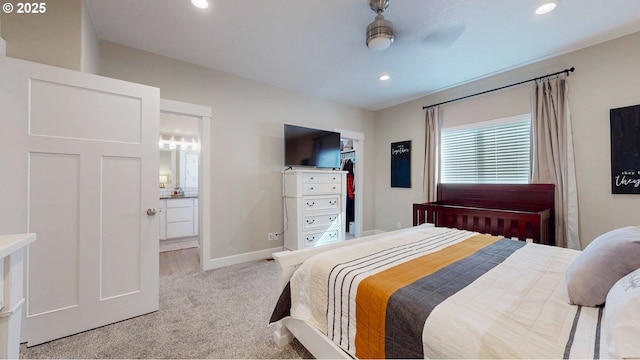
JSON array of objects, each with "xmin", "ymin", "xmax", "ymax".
[{"xmin": 20, "ymin": 259, "xmax": 313, "ymax": 359}]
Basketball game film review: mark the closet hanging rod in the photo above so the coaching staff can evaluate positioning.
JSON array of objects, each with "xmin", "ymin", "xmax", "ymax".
[{"xmin": 422, "ymin": 67, "xmax": 575, "ymax": 110}]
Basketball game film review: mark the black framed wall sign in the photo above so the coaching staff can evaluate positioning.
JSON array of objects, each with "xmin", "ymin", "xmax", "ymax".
[
  {"xmin": 610, "ymin": 104, "xmax": 640, "ymax": 194},
  {"xmin": 391, "ymin": 140, "xmax": 411, "ymax": 188}
]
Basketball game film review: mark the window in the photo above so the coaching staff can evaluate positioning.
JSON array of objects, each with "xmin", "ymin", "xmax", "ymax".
[{"xmin": 440, "ymin": 114, "xmax": 531, "ymax": 184}]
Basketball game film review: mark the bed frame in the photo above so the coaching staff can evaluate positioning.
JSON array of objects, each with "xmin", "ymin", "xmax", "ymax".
[{"xmin": 413, "ymin": 183, "xmax": 555, "ymax": 245}]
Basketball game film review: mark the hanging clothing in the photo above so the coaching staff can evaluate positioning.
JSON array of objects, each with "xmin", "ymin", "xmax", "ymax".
[{"xmin": 343, "ymin": 159, "xmax": 355, "ymax": 232}]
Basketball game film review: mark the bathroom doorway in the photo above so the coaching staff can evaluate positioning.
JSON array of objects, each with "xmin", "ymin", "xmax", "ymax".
[{"xmin": 159, "ymin": 99, "xmax": 212, "ymax": 274}]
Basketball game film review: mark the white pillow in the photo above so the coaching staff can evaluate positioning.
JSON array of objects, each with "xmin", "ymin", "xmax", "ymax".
[
  {"xmin": 565, "ymin": 226, "xmax": 640, "ymax": 306},
  {"xmin": 603, "ymin": 268, "xmax": 640, "ymax": 359}
]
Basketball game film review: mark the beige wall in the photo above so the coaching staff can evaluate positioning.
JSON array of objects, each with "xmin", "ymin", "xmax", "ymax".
[
  {"xmin": 374, "ymin": 31, "xmax": 640, "ymax": 249},
  {"xmin": 99, "ymin": 41, "xmax": 376, "ymax": 260},
  {"xmin": 1, "ymin": 0, "xmax": 82, "ymax": 71}
]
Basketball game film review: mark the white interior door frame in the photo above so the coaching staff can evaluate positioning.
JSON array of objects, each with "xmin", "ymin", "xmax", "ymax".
[
  {"xmin": 334, "ymin": 129, "xmax": 364, "ymax": 238},
  {"xmin": 160, "ymin": 99, "xmax": 212, "ymax": 270}
]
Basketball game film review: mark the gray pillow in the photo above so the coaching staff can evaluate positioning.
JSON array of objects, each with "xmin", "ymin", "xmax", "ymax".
[{"xmin": 565, "ymin": 226, "xmax": 640, "ymax": 306}]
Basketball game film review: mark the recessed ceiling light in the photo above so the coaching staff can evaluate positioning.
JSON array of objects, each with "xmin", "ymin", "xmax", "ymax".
[
  {"xmin": 536, "ymin": 0, "xmax": 557, "ymax": 15},
  {"xmin": 379, "ymin": 75, "xmax": 390, "ymax": 81},
  {"xmin": 191, "ymin": 0, "xmax": 209, "ymax": 9}
]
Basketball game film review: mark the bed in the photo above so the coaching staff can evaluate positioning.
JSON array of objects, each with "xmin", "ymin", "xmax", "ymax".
[{"xmin": 269, "ymin": 223, "xmax": 640, "ymax": 359}]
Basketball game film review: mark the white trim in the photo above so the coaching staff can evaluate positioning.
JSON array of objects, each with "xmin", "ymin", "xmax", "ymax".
[
  {"xmin": 203, "ymin": 246, "xmax": 283, "ymax": 270},
  {"xmin": 271, "ymin": 318, "xmax": 349, "ymax": 359},
  {"xmin": 333, "ymin": 129, "xmax": 365, "ymax": 239},
  {"xmin": 334, "ymin": 128, "xmax": 364, "ymax": 141},
  {"xmin": 442, "ymin": 113, "xmax": 530, "ymax": 132},
  {"xmin": 0, "ymin": 14, "xmax": 5, "ymax": 56},
  {"xmin": 0, "ymin": 37, "xmax": 6, "ymax": 57},
  {"xmin": 160, "ymin": 99, "xmax": 212, "ymax": 117},
  {"xmin": 160, "ymin": 99, "xmax": 212, "ymax": 272}
]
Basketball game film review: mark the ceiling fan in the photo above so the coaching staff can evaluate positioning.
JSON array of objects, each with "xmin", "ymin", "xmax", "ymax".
[
  {"xmin": 365, "ymin": 0, "xmax": 465, "ymax": 51},
  {"xmin": 366, "ymin": 0, "xmax": 394, "ymax": 50}
]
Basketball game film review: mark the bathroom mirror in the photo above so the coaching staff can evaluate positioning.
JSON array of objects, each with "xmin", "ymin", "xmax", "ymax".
[
  {"xmin": 159, "ymin": 146, "xmax": 199, "ymax": 189},
  {"xmin": 159, "ymin": 112, "xmax": 200, "ymax": 190}
]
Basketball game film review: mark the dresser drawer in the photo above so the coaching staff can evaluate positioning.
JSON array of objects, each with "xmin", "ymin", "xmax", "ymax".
[
  {"xmin": 302, "ymin": 196, "xmax": 340, "ymax": 212},
  {"xmin": 302, "ymin": 230, "xmax": 340, "ymax": 248},
  {"xmin": 302, "ymin": 183, "xmax": 341, "ymax": 195},
  {"xmin": 302, "ymin": 212, "xmax": 340, "ymax": 230},
  {"xmin": 302, "ymin": 173, "xmax": 341, "ymax": 184}
]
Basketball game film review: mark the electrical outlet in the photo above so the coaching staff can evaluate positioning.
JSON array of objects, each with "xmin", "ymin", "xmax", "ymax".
[
  {"xmin": 274, "ymin": 232, "xmax": 280, "ymax": 241},
  {"xmin": 268, "ymin": 232, "xmax": 274, "ymax": 241}
]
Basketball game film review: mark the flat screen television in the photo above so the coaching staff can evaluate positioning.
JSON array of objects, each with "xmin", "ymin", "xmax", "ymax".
[{"xmin": 284, "ymin": 124, "xmax": 341, "ymax": 169}]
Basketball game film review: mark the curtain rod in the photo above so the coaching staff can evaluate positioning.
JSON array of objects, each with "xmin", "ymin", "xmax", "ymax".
[{"xmin": 422, "ymin": 67, "xmax": 575, "ymax": 110}]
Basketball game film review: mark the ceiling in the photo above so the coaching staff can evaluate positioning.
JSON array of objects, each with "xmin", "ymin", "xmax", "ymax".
[{"xmin": 86, "ymin": 0, "xmax": 640, "ymax": 111}]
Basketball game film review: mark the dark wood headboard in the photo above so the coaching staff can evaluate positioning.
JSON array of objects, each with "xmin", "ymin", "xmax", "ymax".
[{"xmin": 414, "ymin": 184, "xmax": 555, "ymax": 245}]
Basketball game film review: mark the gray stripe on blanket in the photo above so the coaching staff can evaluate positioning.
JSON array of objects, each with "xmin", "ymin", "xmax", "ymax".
[{"xmin": 384, "ymin": 238, "xmax": 526, "ymax": 359}]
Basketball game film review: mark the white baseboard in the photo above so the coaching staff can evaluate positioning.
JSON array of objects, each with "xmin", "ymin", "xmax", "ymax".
[
  {"xmin": 203, "ymin": 246, "xmax": 284, "ymax": 271},
  {"xmin": 202, "ymin": 230, "xmax": 384, "ymax": 271}
]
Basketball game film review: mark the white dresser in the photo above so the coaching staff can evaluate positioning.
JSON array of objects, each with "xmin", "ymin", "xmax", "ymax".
[{"xmin": 282, "ymin": 169, "xmax": 347, "ymax": 250}]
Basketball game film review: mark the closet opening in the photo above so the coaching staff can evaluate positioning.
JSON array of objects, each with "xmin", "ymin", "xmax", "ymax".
[{"xmin": 337, "ymin": 129, "xmax": 364, "ymax": 239}]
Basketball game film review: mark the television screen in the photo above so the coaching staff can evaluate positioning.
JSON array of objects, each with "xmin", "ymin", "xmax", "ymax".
[{"xmin": 284, "ymin": 124, "xmax": 341, "ymax": 169}]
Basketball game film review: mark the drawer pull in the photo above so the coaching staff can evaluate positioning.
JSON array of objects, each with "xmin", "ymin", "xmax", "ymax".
[
  {"xmin": 332, "ymin": 186, "xmax": 336, "ymax": 190},
  {"xmin": 329, "ymin": 216, "xmax": 336, "ymax": 221},
  {"xmin": 306, "ymin": 201, "xmax": 315, "ymax": 207},
  {"xmin": 306, "ymin": 219, "xmax": 315, "ymax": 224},
  {"xmin": 329, "ymin": 232, "xmax": 337, "ymax": 238},
  {"xmin": 329, "ymin": 200, "xmax": 337, "ymax": 205},
  {"xmin": 306, "ymin": 236, "xmax": 315, "ymax": 242},
  {"xmin": 309, "ymin": 187, "xmax": 314, "ymax": 191}
]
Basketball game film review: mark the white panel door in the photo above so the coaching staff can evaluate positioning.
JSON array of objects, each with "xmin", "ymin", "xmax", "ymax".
[{"xmin": 0, "ymin": 56, "xmax": 160, "ymax": 346}]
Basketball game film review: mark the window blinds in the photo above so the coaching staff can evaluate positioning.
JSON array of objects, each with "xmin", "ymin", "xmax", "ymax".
[{"xmin": 441, "ymin": 116, "xmax": 531, "ymax": 184}]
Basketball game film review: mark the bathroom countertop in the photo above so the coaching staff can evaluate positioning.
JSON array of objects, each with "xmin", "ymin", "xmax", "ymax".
[{"xmin": 160, "ymin": 195, "xmax": 198, "ymax": 199}]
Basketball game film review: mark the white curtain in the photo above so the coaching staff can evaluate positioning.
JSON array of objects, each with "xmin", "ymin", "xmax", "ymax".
[
  {"xmin": 423, "ymin": 106, "xmax": 441, "ymax": 202},
  {"xmin": 531, "ymin": 77, "xmax": 580, "ymax": 249}
]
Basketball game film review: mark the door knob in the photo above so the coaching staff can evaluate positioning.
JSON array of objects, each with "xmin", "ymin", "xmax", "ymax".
[{"xmin": 147, "ymin": 208, "xmax": 157, "ymax": 216}]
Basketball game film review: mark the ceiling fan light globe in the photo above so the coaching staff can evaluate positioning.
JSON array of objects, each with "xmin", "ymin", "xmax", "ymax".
[
  {"xmin": 366, "ymin": 15, "xmax": 394, "ymax": 50},
  {"xmin": 367, "ymin": 36, "xmax": 392, "ymax": 51}
]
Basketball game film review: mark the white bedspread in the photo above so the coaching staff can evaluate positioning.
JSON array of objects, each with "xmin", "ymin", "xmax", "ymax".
[{"xmin": 288, "ymin": 225, "xmax": 605, "ymax": 359}]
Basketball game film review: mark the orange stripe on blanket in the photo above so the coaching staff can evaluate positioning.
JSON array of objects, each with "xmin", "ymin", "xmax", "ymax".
[{"xmin": 354, "ymin": 233, "xmax": 500, "ymax": 359}]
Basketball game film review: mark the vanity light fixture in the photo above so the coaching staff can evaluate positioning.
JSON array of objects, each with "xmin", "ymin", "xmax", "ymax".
[
  {"xmin": 536, "ymin": 0, "xmax": 558, "ymax": 15},
  {"xmin": 159, "ymin": 134, "xmax": 201, "ymax": 152}
]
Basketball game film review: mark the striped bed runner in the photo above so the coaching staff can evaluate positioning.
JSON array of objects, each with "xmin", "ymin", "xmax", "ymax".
[{"xmin": 325, "ymin": 230, "xmax": 527, "ymax": 358}]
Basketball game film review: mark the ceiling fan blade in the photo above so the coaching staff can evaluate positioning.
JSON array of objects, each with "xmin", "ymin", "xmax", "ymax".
[{"xmin": 423, "ymin": 24, "xmax": 466, "ymax": 47}]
